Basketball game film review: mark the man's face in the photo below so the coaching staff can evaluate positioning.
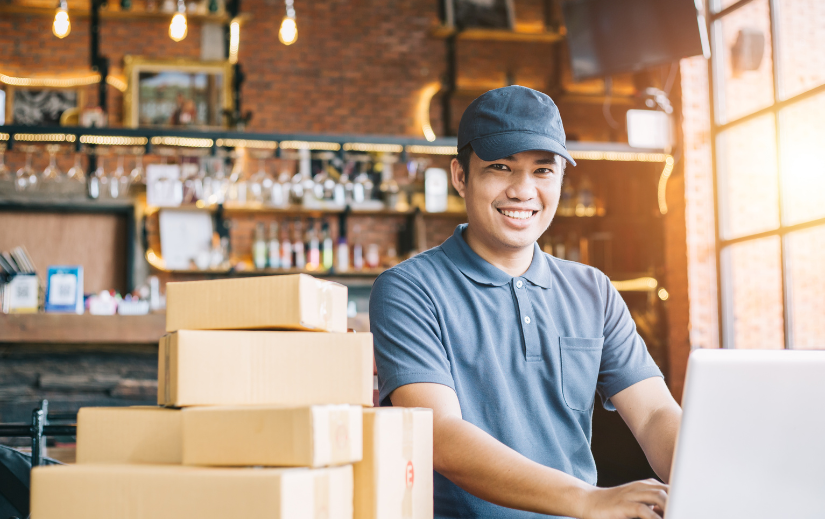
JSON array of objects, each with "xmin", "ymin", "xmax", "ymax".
[{"xmin": 451, "ymin": 149, "xmax": 563, "ymax": 251}]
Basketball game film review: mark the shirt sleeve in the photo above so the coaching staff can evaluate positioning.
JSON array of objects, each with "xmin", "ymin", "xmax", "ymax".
[
  {"xmin": 369, "ymin": 268, "xmax": 456, "ymax": 406},
  {"xmin": 596, "ymin": 273, "xmax": 664, "ymax": 410}
]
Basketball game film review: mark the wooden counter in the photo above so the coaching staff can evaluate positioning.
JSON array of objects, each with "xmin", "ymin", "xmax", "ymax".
[{"xmin": 0, "ymin": 313, "xmax": 166, "ymax": 345}]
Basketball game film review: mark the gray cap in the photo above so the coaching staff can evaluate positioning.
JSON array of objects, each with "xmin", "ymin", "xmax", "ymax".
[{"xmin": 457, "ymin": 85, "xmax": 576, "ymax": 166}]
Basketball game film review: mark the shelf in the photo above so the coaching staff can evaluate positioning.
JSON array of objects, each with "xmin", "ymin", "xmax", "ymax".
[
  {"xmin": 430, "ymin": 25, "xmax": 564, "ymax": 43},
  {"xmin": 155, "ymin": 267, "xmax": 387, "ymax": 278},
  {"xmin": 0, "ymin": 313, "xmax": 166, "ymax": 345},
  {"xmin": 149, "ymin": 204, "xmax": 469, "ymax": 219}
]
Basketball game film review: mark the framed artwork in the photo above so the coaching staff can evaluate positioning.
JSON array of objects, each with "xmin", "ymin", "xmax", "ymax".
[
  {"xmin": 4, "ymin": 86, "xmax": 83, "ymax": 126},
  {"xmin": 123, "ymin": 56, "xmax": 233, "ymax": 129},
  {"xmin": 446, "ymin": 0, "xmax": 515, "ymax": 30}
]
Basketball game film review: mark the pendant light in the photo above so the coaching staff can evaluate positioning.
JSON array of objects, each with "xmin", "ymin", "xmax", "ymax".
[
  {"xmin": 279, "ymin": 0, "xmax": 297, "ymax": 46},
  {"xmin": 52, "ymin": 0, "xmax": 71, "ymax": 39},
  {"xmin": 169, "ymin": 0, "xmax": 188, "ymax": 42}
]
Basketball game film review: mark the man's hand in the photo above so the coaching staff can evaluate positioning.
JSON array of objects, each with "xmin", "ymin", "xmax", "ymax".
[{"xmin": 581, "ymin": 479, "xmax": 668, "ymax": 519}]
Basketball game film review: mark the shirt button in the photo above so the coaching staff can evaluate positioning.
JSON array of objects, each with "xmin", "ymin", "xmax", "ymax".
[
  {"xmin": 524, "ymin": 316, "xmax": 531, "ymax": 324},
  {"xmin": 516, "ymin": 280, "xmax": 524, "ymax": 289}
]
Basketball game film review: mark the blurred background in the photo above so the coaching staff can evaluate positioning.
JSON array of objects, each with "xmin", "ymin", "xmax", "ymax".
[{"xmin": 1, "ymin": 0, "xmax": 823, "ymax": 482}]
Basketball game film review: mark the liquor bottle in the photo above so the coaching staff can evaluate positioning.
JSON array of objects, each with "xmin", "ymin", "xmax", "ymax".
[
  {"xmin": 280, "ymin": 222, "xmax": 293, "ymax": 269},
  {"xmin": 337, "ymin": 235, "xmax": 350, "ymax": 272},
  {"xmin": 575, "ymin": 174, "xmax": 597, "ymax": 217},
  {"xmin": 253, "ymin": 222, "xmax": 267, "ymax": 270},
  {"xmin": 306, "ymin": 219, "xmax": 320, "ymax": 271},
  {"xmin": 293, "ymin": 219, "xmax": 306, "ymax": 269},
  {"xmin": 558, "ymin": 180, "xmax": 576, "ymax": 217},
  {"xmin": 366, "ymin": 244, "xmax": 380, "ymax": 269},
  {"xmin": 267, "ymin": 221, "xmax": 280, "ymax": 269},
  {"xmin": 352, "ymin": 225, "xmax": 364, "ymax": 270},
  {"xmin": 321, "ymin": 222, "xmax": 334, "ymax": 271}
]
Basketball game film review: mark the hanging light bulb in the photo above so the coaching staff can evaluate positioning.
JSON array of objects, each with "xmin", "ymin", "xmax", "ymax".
[
  {"xmin": 52, "ymin": 0, "xmax": 71, "ymax": 39},
  {"xmin": 279, "ymin": 0, "xmax": 297, "ymax": 46},
  {"xmin": 169, "ymin": 0, "xmax": 188, "ymax": 42}
]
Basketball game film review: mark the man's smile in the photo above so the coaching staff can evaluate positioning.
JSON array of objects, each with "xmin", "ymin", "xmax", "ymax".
[{"xmin": 496, "ymin": 208, "xmax": 540, "ymax": 220}]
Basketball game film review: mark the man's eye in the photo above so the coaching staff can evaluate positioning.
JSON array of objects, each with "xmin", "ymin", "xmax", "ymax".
[
  {"xmin": 535, "ymin": 168, "xmax": 555, "ymax": 175},
  {"xmin": 491, "ymin": 164, "xmax": 509, "ymax": 170}
]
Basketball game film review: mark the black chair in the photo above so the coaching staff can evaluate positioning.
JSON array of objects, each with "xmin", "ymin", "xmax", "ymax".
[{"xmin": 0, "ymin": 400, "xmax": 75, "ymax": 519}]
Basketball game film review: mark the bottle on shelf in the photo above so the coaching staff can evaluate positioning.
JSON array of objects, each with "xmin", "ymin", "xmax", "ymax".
[
  {"xmin": 267, "ymin": 221, "xmax": 280, "ymax": 269},
  {"xmin": 280, "ymin": 221, "xmax": 293, "ymax": 269},
  {"xmin": 337, "ymin": 233, "xmax": 350, "ymax": 273},
  {"xmin": 321, "ymin": 222, "xmax": 334, "ymax": 271},
  {"xmin": 575, "ymin": 174, "xmax": 597, "ymax": 217},
  {"xmin": 352, "ymin": 224, "xmax": 364, "ymax": 271},
  {"xmin": 566, "ymin": 232, "xmax": 581, "ymax": 263},
  {"xmin": 366, "ymin": 244, "xmax": 380, "ymax": 269},
  {"xmin": 558, "ymin": 179, "xmax": 576, "ymax": 217},
  {"xmin": 293, "ymin": 219, "xmax": 306, "ymax": 269},
  {"xmin": 306, "ymin": 219, "xmax": 320, "ymax": 271},
  {"xmin": 253, "ymin": 222, "xmax": 267, "ymax": 270}
]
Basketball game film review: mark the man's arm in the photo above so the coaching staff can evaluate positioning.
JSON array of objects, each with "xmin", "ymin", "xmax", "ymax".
[
  {"xmin": 610, "ymin": 377, "xmax": 682, "ymax": 483},
  {"xmin": 392, "ymin": 383, "xmax": 669, "ymax": 519}
]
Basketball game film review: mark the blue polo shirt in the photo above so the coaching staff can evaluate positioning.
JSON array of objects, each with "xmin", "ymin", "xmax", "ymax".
[{"xmin": 369, "ymin": 224, "xmax": 663, "ymax": 518}]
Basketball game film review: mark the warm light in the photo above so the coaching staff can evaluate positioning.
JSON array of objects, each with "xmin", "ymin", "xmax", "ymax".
[
  {"xmin": 229, "ymin": 19, "xmax": 240, "ymax": 64},
  {"xmin": 658, "ymin": 287, "xmax": 670, "ymax": 301},
  {"xmin": 279, "ymin": 16, "xmax": 297, "ymax": 45},
  {"xmin": 610, "ymin": 277, "xmax": 658, "ymax": 292},
  {"xmin": 657, "ymin": 155, "xmax": 675, "ymax": 215},
  {"xmin": 169, "ymin": 3, "xmax": 188, "ymax": 43},
  {"xmin": 418, "ymin": 83, "xmax": 441, "ymax": 142},
  {"xmin": 53, "ymin": 3, "xmax": 71, "ymax": 39}
]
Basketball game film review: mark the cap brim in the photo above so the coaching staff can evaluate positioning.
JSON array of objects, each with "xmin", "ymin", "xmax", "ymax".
[{"xmin": 471, "ymin": 132, "xmax": 577, "ymax": 167}]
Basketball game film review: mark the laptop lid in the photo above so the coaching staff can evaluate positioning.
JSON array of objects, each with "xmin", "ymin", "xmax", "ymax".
[{"xmin": 668, "ymin": 349, "xmax": 825, "ymax": 519}]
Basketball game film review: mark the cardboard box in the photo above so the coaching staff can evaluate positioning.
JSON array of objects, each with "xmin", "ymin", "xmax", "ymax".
[
  {"xmin": 183, "ymin": 405, "xmax": 363, "ymax": 468},
  {"xmin": 76, "ymin": 406, "xmax": 181, "ymax": 465},
  {"xmin": 158, "ymin": 330, "xmax": 374, "ymax": 407},
  {"xmin": 354, "ymin": 408, "xmax": 434, "ymax": 519},
  {"xmin": 31, "ymin": 464, "xmax": 353, "ymax": 519},
  {"xmin": 165, "ymin": 274, "xmax": 348, "ymax": 333}
]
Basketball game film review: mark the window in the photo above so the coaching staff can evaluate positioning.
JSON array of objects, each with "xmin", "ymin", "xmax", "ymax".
[{"xmin": 710, "ymin": 0, "xmax": 825, "ymax": 349}]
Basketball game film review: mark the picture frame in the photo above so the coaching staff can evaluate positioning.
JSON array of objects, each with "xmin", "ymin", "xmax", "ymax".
[
  {"xmin": 3, "ymin": 85, "xmax": 84, "ymax": 126},
  {"xmin": 123, "ymin": 56, "xmax": 234, "ymax": 129}
]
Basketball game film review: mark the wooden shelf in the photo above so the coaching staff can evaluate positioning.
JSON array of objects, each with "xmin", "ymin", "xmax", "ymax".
[
  {"xmin": 430, "ymin": 25, "xmax": 564, "ymax": 43},
  {"xmin": 151, "ymin": 204, "xmax": 469, "ymax": 219},
  {"xmin": 0, "ymin": 313, "xmax": 166, "ymax": 345}
]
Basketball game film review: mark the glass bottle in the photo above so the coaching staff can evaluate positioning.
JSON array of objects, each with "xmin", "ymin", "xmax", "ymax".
[
  {"xmin": 253, "ymin": 222, "xmax": 267, "ymax": 270},
  {"xmin": 280, "ymin": 221, "xmax": 294, "ymax": 269},
  {"xmin": 306, "ymin": 219, "xmax": 320, "ymax": 270},
  {"xmin": 321, "ymin": 222, "xmax": 334, "ymax": 271},
  {"xmin": 0, "ymin": 145, "xmax": 11, "ymax": 182},
  {"xmin": 267, "ymin": 221, "xmax": 280, "ymax": 269},
  {"xmin": 293, "ymin": 219, "xmax": 306, "ymax": 269}
]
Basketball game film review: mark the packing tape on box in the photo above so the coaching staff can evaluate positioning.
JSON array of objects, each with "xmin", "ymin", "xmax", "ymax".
[
  {"xmin": 314, "ymin": 472, "xmax": 330, "ymax": 519},
  {"xmin": 316, "ymin": 279, "xmax": 336, "ymax": 331},
  {"xmin": 328, "ymin": 408, "xmax": 351, "ymax": 465},
  {"xmin": 402, "ymin": 410, "xmax": 414, "ymax": 519}
]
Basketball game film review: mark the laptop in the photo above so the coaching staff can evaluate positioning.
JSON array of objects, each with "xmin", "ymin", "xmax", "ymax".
[{"xmin": 667, "ymin": 348, "xmax": 825, "ymax": 519}]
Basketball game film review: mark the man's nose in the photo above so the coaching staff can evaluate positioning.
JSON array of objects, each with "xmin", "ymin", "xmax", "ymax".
[{"xmin": 505, "ymin": 170, "xmax": 537, "ymax": 201}]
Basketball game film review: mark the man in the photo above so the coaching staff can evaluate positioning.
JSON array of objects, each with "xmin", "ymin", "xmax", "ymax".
[{"xmin": 370, "ymin": 86, "xmax": 681, "ymax": 519}]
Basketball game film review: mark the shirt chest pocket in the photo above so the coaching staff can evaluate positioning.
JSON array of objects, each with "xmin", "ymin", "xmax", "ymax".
[{"xmin": 559, "ymin": 337, "xmax": 604, "ymax": 412}]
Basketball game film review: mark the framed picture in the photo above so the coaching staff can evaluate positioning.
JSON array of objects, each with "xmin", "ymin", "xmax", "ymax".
[
  {"xmin": 447, "ymin": 0, "xmax": 515, "ymax": 30},
  {"xmin": 123, "ymin": 56, "xmax": 233, "ymax": 129},
  {"xmin": 4, "ymin": 86, "xmax": 83, "ymax": 126}
]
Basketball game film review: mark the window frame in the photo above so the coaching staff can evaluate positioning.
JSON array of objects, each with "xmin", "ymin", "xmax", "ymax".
[{"xmin": 708, "ymin": 0, "xmax": 825, "ymax": 349}]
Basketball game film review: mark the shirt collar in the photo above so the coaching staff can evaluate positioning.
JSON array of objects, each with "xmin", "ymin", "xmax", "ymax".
[{"xmin": 441, "ymin": 224, "xmax": 553, "ymax": 289}]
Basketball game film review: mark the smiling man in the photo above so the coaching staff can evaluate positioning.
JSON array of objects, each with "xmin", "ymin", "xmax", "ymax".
[{"xmin": 370, "ymin": 86, "xmax": 682, "ymax": 519}]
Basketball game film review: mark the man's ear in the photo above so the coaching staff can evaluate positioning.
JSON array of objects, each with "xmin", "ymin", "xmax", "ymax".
[{"xmin": 450, "ymin": 158, "xmax": 466, "ymax": 198}]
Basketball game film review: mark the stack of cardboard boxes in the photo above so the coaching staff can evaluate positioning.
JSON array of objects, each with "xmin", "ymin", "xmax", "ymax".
[{"xmin": 31, "ymin": 274, "xmax": 433, "ymax": 519}]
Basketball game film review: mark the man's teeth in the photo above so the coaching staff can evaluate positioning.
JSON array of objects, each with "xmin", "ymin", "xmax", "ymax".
[{"xmin": 501, "ymin": 210, "xmax": 533, "ymax": 219}]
